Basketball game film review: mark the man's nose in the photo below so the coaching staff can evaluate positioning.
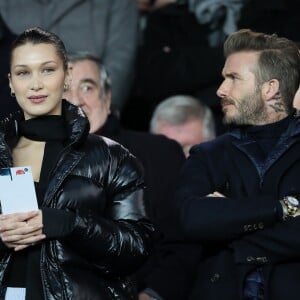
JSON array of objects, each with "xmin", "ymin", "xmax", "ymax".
[{"xmin": 216, "ymin": 80, "xmax": 228, "ymax": 98}]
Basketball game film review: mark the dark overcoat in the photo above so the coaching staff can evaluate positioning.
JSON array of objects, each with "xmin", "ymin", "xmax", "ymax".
[{"xmin": 177, "ymin": 112, "xmax": 300, "ymax": 300}]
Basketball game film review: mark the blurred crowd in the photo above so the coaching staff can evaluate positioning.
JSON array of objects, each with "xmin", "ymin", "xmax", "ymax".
[{"xmin": 1, "ymin": 1, "xmax": 300, "ymax": 299}]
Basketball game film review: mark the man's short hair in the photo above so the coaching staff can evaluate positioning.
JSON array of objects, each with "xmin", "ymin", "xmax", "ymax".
[
  {"xmin": 67, "ymin": 51, "xmax": 111, "ymax": 99},
  {"xmin": 224, "ymin": 29, "xmax": 300, "ymax": 113}
]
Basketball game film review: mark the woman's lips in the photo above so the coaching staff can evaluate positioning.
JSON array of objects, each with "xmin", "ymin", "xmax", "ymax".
[{"xmin": 28, "ymin": 95, "xmax": 47, "ymax": 103}]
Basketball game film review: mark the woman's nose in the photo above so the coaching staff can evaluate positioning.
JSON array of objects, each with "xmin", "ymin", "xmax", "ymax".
[{"xmin": 30, "ymin": 74, "xmax": 43, "ymax": 91}]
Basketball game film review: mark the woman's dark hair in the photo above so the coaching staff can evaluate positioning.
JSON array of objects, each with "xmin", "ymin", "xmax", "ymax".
[{"xmin": 10, "ymin": 27, "xmax": 68, "ymax": 70}]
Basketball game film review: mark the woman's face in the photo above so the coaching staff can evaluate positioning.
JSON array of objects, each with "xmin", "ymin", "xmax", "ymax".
[{"xmin": 9, "ymin": 42, "xmax": 69, "ymax": 119}]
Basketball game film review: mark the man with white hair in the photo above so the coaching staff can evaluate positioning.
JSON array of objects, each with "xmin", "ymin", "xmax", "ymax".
[{"xmin": 150, "ymin": 95, "xmax": 216, "ymax": 156}]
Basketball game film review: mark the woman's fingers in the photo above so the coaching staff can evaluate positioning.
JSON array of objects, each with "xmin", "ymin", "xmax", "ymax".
[
  {"xmin": 0, "ymin": 210, "xmax": 45, "ymax": 251},
  {"xmin": 0, "ymin": 220, "xmax": 26, "ymax": 232},
  {"xmin": 0, "ymin": 210, "xmax": 39, "ymax": 222},
  {"xmin": 14, "ymin": 233, "xmax": 46, "ymax": 247},
  {"xmin": 0, "ymin": 223, "xmax": 43, "ymax": 242},
  {"xmin": 0, "ymin": 211, "xmax": 39, "ymax": 232},
  {"xmin": 8, "ymin": 235, "xmax": 46, "ymax": 251},
  {"xmin": 1, "ymin": 232, "xmax": 45, "ymax": 250},
  {"xmin": 14, "ymin": 244, "xmax": 30, "ymax": 251}
]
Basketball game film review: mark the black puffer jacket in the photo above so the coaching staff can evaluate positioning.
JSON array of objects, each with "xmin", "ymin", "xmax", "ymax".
[{"xmin": 0, "ymin": 100, "xmax": 154, "ymax": 299}]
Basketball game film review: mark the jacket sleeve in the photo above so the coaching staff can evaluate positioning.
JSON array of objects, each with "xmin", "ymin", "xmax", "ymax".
[
  {"xmin": 59, "ymin": 145, "xmax": 154, "ymax": 276},
  {"xmin": 177, "ymin": 147, "xmax": 278, "ymax": 243},
  {"xmin": 230, "ymin": 217, "xmax": 300, "ymax": 264},
  {"xmin": 177, "ymin": 144, "xmax": 300, "ymax": 263}
]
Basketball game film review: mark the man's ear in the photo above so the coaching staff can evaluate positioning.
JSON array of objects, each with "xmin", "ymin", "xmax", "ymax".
[
  {"xmin": 105, "ymin": 91, "xmax": 112, "ymax": 115},
  {"xmin": 262, "ymin": 79, "xmax": 280, "ymax": 101}
]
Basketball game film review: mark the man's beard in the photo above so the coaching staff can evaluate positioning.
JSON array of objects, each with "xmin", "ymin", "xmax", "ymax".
[{"xmin": 222, "ymin": 89, "xmax": 268, "ymax": 125}]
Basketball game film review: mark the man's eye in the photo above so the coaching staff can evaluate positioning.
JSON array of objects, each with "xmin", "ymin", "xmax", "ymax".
[{"xmin": 81, "ymin": 85, "xmax": 93, "ymax": 92}]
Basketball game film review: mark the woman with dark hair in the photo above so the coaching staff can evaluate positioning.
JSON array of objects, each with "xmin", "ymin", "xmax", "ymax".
[{"xmin": 0, "ymin": 27, "xmax": 154, "ymax": 300}]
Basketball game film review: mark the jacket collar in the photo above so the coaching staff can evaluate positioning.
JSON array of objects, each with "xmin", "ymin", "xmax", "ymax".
[
  {"xmin": 0, "ymin": 99, "xmax": 90, "ymax": 148},
  {"xmin": 227, "ymin": 110, "xmax": 300, "ymax": 183},
  {"xmin": 60, "ymin": 99, "xmax": 90, "ymax": 146},
  {"xmin": 228, "ymin": 110, "xmax": 300, "ymax": 140}
]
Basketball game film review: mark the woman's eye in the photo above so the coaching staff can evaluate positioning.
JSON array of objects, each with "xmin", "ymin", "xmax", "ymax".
[
  {"xmin": 42, "ymin": 68, "xmax": 55, "ymax": 74},
  {"xmin": 16, "ymin": 70, "xmax": 29, "ymax": 76}
]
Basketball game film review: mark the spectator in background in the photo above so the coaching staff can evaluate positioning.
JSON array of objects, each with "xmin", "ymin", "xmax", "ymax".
[
  {"xmin": 64, "ymin": 52, "xmax": 186, "ymax": 229},
  {"xmin": 189, "ymin": 0, "xmax": 248, "ymax": 47},
  {"xmin": 122, "ymin": 0, "xmax": 225, "ymax": 133},
  {"xmin": 150, "ymin": 95, "xmax": 216, "ymax": 157},
  {"xmin": 0, "ymin": 0, "xmax": 137, "ymax": 111},
  {"xmin": 0, "ymin": 15, "xmax": 19, "ymax": 118},
  {"xmin": 64, "ymin": 52, "xmax": 198, "ymax": 298},
  {"xmin": 238, "ymin": 0, "xmax": 300, "ymax": 42}
]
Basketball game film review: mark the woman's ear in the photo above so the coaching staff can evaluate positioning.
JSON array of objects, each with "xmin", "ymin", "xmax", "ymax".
[
  {"xmin": 64, "ymin": 69, "xmax": 72, "ymax": 92},
  {"xmin": 8, "ymin": 73, "xmax": 15, "ymax": 95},
  {"xmin": 262, "ymin": 79, "xmax": 280, "ymax": 101}
]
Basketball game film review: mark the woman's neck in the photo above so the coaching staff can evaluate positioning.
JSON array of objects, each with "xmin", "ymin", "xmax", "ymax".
[
  {"xmin": 13, "ymin": 139, "xmax": 45, "ymax": 182},
  {"xmin": 14, "ymin": 136, "xmax": 46, "ymax": 149}
]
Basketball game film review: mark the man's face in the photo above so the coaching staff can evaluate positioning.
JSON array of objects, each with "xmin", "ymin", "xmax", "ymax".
[
  {"xmin": 64, "ymin": 59, "xmax": 111, "ymax": 133},
  {"xmin": 155, "ymin": 119, "xmax": 204, "ymax": 157},
  {"xmin": 216, "ymin": 51, "xmax": 268, "ymax": 125}
]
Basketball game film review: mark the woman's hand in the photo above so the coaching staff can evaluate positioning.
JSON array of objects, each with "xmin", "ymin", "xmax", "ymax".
[{"xmin": 0, "ymin": 210, "xmax": 45, "ymax": 251}]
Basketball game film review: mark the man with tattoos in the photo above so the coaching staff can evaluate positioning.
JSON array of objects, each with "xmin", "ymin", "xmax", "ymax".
[{"xmin": 175, "ymin": 29, "xmax": 300, "ymax": 300}]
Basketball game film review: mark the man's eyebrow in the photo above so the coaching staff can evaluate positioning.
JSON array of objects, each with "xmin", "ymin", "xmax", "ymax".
[
  {"xmin": 222, "ymin": 71, "xmax": 239, "ymax": 78},
  {"xmin": 80, "ymin": 78, "xmax": 98, "ymax": 86}
]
